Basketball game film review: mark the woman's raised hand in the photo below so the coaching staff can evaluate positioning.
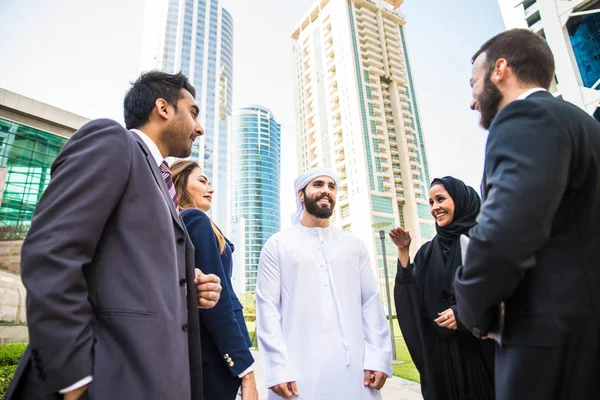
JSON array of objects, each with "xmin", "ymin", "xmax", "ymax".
[{"xmin": 389, "ymin": 227, "xmax": 412, "ymax": 251}]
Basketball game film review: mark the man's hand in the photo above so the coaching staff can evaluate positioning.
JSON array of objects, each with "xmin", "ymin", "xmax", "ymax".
[
  {"xmin": 270, "ymin": 381, "xmax": 299, "ymax": 398},
  {"xmin": 194, "ymin": 269, "xmax": 221, "ymax": 309},
  {"xmin": 240, "ymin": 371, "xmax": 258, "ymax": 400},
  {"xmin": 434, "ymin": 308, "xmax": 457, "ymax": 330},
  {"xmin": 364, "ymin": 370, "xmax": 387, "ymax": 390},
  {"xmin": 63, "ymin": 384, "xmax": 88, "ymax": 400}
]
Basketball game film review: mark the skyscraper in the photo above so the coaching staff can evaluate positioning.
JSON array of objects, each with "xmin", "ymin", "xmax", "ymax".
[
  {"xmin": 291, "ymin": 0, "xmax": 434, "ymax": 277},
  {"xmin": 231, "ymin": 105, "xmax": 281, "ymax": 293},
  {"xmin": 159, "ymin": 0, "xmax": 234, "ymax": 226},
  {"xmin": 498, "ymin": 0, "xmax": 600, "ymax": 121}
]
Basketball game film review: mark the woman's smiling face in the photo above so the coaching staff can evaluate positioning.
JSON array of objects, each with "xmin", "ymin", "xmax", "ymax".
[{"xmin": 429, "ymin": 184, "xmax": 455, "ymax": 227}]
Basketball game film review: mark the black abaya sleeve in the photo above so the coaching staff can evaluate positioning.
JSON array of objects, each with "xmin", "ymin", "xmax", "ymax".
[{"xmin": 394, "ymin": 242, "xmax": 436, "ymax": 399}]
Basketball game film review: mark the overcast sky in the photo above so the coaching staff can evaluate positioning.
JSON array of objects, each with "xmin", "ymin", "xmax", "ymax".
[{"xmin": 0, "ymin": 0, "xmax": 505, "ymax": 227}]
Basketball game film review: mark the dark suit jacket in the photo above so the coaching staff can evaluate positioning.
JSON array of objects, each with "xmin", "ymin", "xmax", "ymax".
[
  {"xmin": 182, "ymin": 209, "xmax": 253, "ymax": 387},
  {"xmin": 6, "ymin": 119, "xmax": 203, "ymax": 400},
  {"xmin": 455, "ymin": 92, "xmax": 600, "ymax": 399}
]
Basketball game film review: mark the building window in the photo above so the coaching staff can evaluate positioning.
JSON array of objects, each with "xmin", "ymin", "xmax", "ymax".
[
  {"xmin": 567, "ymin": 12, "xmax": 600, "ymax": 89},
  {"xmin": 0, "ymin": 119, "xmax": 68, "ymax": 226},
  {"xmin": 372, "ymin": 195, "xmax": 393, "ymax": 213}
]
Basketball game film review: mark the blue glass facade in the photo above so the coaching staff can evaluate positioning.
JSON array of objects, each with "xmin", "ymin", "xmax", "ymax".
[
  {"xmin": 162, "ymin": 0, "xmax": 233, "ymax": 226},
  {"xmin": 568, "ymin": 13, "xmax": 600, "ymax": 90},
  {"xmin": 232, "ymin": 106, "xmax": 281, "ymax": 292}
]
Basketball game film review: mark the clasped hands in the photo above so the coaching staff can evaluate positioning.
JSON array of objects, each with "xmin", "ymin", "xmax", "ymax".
[{"xmin": 270, "ymin": 370, "xmax": 388, "ymax": 398}]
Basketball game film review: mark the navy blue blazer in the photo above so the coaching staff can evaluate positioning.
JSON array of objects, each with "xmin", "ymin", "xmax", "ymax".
[{"xmin": 182, "ymin": 209, "xmax": 254, "ymax": 377}]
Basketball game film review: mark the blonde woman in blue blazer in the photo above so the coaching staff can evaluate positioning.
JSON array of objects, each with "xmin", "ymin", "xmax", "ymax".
[{"xmin": 172, "ymin": 160, "xmax": 257, "ymax": 400}]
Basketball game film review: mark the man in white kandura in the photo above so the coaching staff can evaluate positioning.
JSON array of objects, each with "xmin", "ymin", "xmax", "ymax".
[{"xmin": 256, "ymin": 168, "xmax": 392, "ymax": 399}]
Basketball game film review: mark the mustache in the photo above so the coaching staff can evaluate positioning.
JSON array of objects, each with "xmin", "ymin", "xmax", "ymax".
[{"xmin": 315, "ymin": 194, "xmax": 334, "ymax": 203}]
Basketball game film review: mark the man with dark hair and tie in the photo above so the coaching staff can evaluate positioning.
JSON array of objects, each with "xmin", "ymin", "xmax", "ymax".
[
  {"xmin": 6, "ymin": 71, "xmax": 222, "ymax": 400},
  {"xmin": 455, "ymin": 29, "xmax": 600, "ymax": 400}
]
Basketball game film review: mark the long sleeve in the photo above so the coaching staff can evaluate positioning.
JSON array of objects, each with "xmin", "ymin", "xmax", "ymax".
[
  {"xmin": 21, "ymin": 119, "xmax": 131, "ymax": 393},
  {"xmin": 359, "ymin": 242, "xmax": 393, "ymax": 376},
  {"xmin": 182, "ymin": 209, "xmax": 254, "ymax": 376},
  {"xmin": 454, "ymin": 100, "xmax": 572, "ymax": 336},
  {"xmin": 395, "ymin": 260, "xmax": 415, "ymax": 284},
  {"xmin": 255, "ymin": 238, "xmax": 296, "ymax": 388}
]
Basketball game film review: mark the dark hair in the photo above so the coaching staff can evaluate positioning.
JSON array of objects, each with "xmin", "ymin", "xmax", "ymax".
[
  {"xmin": 123, "ymin": 71, "xmax": 196, "ymax": 129},
  {"xmin": 472, "ymin": 29, "xmax": 555, "ymax": 90}
]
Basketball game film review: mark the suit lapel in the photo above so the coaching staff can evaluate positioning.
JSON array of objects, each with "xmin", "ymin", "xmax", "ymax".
[{"xmin": 131, "ymin": 132, "xmax": 184, "ymax": 231}]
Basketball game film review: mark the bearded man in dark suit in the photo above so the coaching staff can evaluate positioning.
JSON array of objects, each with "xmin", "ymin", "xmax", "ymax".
[{"xmin": 455, "ymin": 29, "xmax": 600, "ymax": 400}]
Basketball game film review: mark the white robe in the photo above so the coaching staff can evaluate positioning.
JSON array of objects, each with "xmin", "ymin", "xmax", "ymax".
[{"xmin": 256, "ymin": 224, "xmax": 392, "ymax": 400}]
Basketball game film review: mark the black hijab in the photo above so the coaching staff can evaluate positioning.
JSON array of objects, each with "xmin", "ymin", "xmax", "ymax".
[{"xmin": 421, "ymin": 176, "xmax": 481, "ymax": 336}]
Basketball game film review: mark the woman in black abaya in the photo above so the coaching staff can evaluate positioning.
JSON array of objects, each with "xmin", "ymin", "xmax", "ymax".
[{"xmin": 392, "ymin": 176, "xmax": 494, "ymax": 400}]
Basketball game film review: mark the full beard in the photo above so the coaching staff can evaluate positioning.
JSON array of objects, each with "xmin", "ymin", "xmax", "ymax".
[
  {"xmin": 478, "ymin": 70, "xmax": 504, "ymax": 130},
  {"xmin": 304, "ymin": 194, "xmax": 335, "ymax": 219}
]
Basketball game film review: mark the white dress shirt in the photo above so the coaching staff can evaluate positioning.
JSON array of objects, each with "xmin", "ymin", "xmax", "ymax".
[
  {"xmin": 130, "ymin": 128, "xmax": 165, "ymax": 166},
  {"xmin": 517, "ymin": 87, "xmax": 546, "ymax": 100}
]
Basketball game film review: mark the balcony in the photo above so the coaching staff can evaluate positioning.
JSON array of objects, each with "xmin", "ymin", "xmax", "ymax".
[
  {"xmin": 358, "ymin": 6, "xmax": 376, "ymax": 19},
  {"xmin": 383, "ymin": 19, "xmax": 397, "ymax": 31},
  {"xmin": 334, "ymin": 135, "xmax": 343, "ymax": 147},
  {"xmin": 358, "ymin": 26, "xmax": 378, "ymax": 40},
  {"xmin": 366, "ymin": 63, "xmax": 385, "ymax": 76},
  {"xmin": 377, "ymin": 151, "xmax": 390, "ymax": 160},
  {"xmin": 363, "ymin": 41, "xmax": 381, "ymax": 54},
  {"xmin": 332, "ymin": 121, "xmax": 342, "ymax": 134},
  {"xmin": 361, "ymin": 34, "xmax": 380, "ymax": 47}
]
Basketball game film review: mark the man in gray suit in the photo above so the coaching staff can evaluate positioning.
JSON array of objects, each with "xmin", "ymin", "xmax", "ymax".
[{"xmin": 5, "ymin": 71, "xmax": 222, "ymax": 400}]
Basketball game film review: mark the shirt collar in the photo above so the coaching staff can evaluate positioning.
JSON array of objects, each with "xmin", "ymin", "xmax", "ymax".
[
  {"xmin": 517, "ymin": 87, "xmax": 546, "ymax": 100},
  {"xmin": 130, "ymin": 128, "xmax": 164, "ymax": 167}
]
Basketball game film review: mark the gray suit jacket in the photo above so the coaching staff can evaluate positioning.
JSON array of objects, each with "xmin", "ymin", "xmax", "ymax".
[{"xmin": 5, "ymin": 119, "xmax": 203, "ymax": 399}]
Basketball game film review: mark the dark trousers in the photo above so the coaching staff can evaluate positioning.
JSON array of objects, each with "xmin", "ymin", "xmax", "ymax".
[{"xmin": 495, "ymin": 317, "xmax": 600, "ymax": 400}]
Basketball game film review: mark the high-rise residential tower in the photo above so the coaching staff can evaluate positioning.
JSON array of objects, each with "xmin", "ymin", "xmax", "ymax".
[
  {"xmin": 291, "ymin": 0, "xmax": 434, "ymax": 277},
  {"xmin": 498, "ymin": 0, "xmax": 600, "ymax": 121},
  {"xmin": 159, "ymin": 0, "xmax": 234, "ymax": 227},
  {"xmin": 231, "ymin": 105, "xmax": 281, "ymax": 293}
]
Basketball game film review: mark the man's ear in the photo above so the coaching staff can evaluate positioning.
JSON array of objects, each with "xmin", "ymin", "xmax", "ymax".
[
  {"xmin": 155, "ymin": 98, "xmax": 170, "ymax": 121},
  {"xmin": 492, "ymin": 58, "xmax": 509, "ymax": 84},
  {"xmin": 298, "ymin": 189, "xmax": 304, "ymax": 203}
]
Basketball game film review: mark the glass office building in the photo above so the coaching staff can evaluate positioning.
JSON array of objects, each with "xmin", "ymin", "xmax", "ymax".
[
  {"xmin": 0, "ymin": 88, "xmax": 88, "ymax": 230},
  {"xmin": 0, "ymin": 118, "xmax": 68, "ymax": 226},
  {"xmin": 232, "ymin": 106, "xmax": 281, "ymax": 292},
  {"xmin": 161, "ymin": 0, "xmax": 234, "ymax": 227},
  {"xmin": 498, "ymin": 0, "xmax": 600, "ymax": 121},
  {"xmin": 567, "ymin": 12, "xmax": 600, "ymax": 91}
]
